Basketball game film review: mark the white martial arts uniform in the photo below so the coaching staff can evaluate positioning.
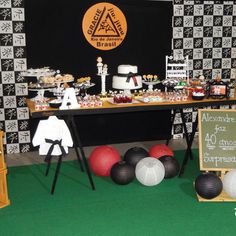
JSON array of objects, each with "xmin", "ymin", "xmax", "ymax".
[{"xmin": 32, "ymin": 116, "xmax": 73, "ymax": 156}]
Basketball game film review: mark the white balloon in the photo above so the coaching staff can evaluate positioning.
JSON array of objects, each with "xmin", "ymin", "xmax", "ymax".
[
  {"xmin": 135, "ymin": 157, "xmax": 165, "ymax": 186},
  {"xmin": 223, "ymin": 169, "xmax": 236, "ymax": 199}
]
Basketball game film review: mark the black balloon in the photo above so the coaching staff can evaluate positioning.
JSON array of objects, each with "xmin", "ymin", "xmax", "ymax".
[
  {"xmin": 123, "ymin": 147, "xmax": 149, "ymax": 167},
  {"xmin": 159, "ymin": 155, "xmax": 180, "ymax": 178},
  {"xmin": 110, "ymin": 161, "xmax": 135, "ymax": 185},
  {"xmin": 195, "ymin": 173, "xmax": 223, "ymax": 199}
]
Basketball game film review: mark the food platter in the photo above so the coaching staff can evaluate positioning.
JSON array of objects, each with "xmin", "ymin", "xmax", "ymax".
[
  {"xmin": 28, "ymin": 83, "xmax": 56, "ymax": 90},
  {"xmin": 137, "ymin": 96, "xmax": 165, "ymax": 103},
  {"xmin": 21, "ymin": 67, "xmax": 56, "ymax": 78},
  {"xmin": 107, "ymin": 98, "xmax": 140, "ymax": 105},
  {"xmin": 73, "ymin": 82, "xmax": 95, "ymax": 89}
]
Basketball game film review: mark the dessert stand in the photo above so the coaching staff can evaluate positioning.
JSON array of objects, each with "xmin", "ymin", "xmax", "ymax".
[
  {"xmin": 142, "ymin": 81, "xmax": 161, "ymax": 92},
  {"xmin": 28, "ymin": 76, "xmax": 75, "ymax": 102},
  {"xmin": 49, "ymin": 80, "xmax": 78, "ymax": 108},
  {"xmin": 22, "ymin": 67, "xmax": 57, "ymax": 101},
  {"xmin": 21, "ymin": 67, "xmax": 56, "ymax": 80},
  {"xmin": 96, "ymin": 57, "xmax": 109, "ymax": 96},
  {"xmin": 28, "ymin": 83, "xmax": 56, "ymax": 101},
  {"xmin": 142, "ymin": 75, "xmax": 161, "ymax": 92},
  {"xmin": 98, "ymin": 73, "xmax": 109, "ymax": 96},
  {"xmin": 73, "ymin": 82, "xmax": 95, "ymax": 98}
]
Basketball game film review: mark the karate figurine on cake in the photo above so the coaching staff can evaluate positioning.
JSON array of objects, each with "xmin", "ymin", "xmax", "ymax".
[{"xmin": 97, "ymin": 57, "xmax": 109, "ymax": 95}]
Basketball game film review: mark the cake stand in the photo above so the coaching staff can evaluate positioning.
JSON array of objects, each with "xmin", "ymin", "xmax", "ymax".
[
  {"xmin": 98, "ymin": 73, "xmax": 109, "ymax": 96},
  {"xmin": 28, "ymin": 83, "xmax": 56, "ymax": 101},
  {"xmin": 23, "ymin": 67, "xmax": 58, "ymax": 99},
  {"xmin": 73, "ymin": 82, "xmax": 95, "ymax": 97},
  {"xmin": 21, "ymin": 68, "xmax": 57, "ymax": 82},
  {"xmin": 142, "ymin": 81, "xmax": 161, "ymax": 92},
  {"xmin": 122, "ymin": 89, "xmax": 132, "ymax": 96}
]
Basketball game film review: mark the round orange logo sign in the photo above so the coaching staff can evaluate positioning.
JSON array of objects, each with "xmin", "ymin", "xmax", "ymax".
[{"xmin": 82, "ymin": 2, "xmax": 127, "ymax": 50}]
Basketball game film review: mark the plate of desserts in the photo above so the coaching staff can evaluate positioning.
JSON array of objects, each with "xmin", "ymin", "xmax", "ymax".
[
  {"xmin": 40, "ymin": 74, "xmax": 74, "ymax": 84},
  {"xmin": 107, "ymin": 95, "xmax": 140, "ymax": 105},
  {"xmin": 28, "ymin": 82, "xmax": 56, "ymax": 90},
  {"xmin": 191, "ymin": 87, "xmax": 205, "ymax": 100},
  {"xmin": 73, "ymin": 76, "xmax": 95, "ymax": 88}
]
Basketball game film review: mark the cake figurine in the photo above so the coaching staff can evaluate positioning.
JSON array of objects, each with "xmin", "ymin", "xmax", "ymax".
[
  {"xmin": 102, "ymin": 64, "xmax": 108, "ymax": 75},
  {"xmin": 97, "ymin": 57, "xmax": 103, "ymax": 75},
  {"xmin": 112, "ymin": 65, "xmax": 142, "ymax": 94}
]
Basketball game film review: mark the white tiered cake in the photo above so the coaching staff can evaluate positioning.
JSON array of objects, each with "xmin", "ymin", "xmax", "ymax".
[{"xmin": 112, "ymin": 65, "xmax": 142, "ymax": 92}]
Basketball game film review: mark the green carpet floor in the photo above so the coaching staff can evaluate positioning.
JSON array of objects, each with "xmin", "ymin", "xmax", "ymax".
[{"xmin": 1, "ymin": 149, "xmax": 236, "ymax": 236}]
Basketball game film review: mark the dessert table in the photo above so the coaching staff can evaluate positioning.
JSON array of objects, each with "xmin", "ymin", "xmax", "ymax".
[
  {"xmin": 27, "ymin": 97, "xmax": 236, "ymax": 117},
  {"xmin": 26, "ymin": 97, "xmax": 236, "ymax": 189}
]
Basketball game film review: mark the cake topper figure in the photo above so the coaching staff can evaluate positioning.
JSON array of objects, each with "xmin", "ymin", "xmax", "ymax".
[
  {"xmin": 102, "ymin": 64, "xmax": 108, "ymax": 75},
  {"xmin": 96, "ymin": 57, "xmax": 109, "ymax": 95},
  {"xmin": 97, "ymin": 57, "xmax": 103, "ymax": 75}
]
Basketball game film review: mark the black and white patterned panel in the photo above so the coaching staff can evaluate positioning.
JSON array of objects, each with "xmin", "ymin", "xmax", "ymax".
[
  {"xmin": 0, "ymin": 0, "xmax": 30, "ymax": 153},
  {"xmin": 172, "ymin": 107, "xmax": 198, "ymax": 139},
  {"xmin": 172, "ymin": 0, "xmax": 236, "ymax": 139},
  {"xmin": 173, "ymin": 0, "xmax": 236, "ymax": 81}
]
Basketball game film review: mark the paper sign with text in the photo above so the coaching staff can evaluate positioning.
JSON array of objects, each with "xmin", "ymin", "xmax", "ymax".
[{"xmin": 198, "ymin": 109, "xmax": 236, "ymax": 171}]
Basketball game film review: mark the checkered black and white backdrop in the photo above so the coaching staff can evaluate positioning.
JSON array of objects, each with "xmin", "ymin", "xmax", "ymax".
[
  {"xmin": 0, "ymin": 0, "xmax": 30, "ymax": 153},
  {"xmin": 1, "ymin": 0, "xmax": 236, "ymax": 151},
  {"xmin": 172, "ymin": 0, "xmax": 236, "ymax": 139}
]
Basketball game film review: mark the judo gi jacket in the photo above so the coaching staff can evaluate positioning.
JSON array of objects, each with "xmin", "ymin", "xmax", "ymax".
[{"xmin": 32, "ymin": 116, "xmax": 73, "ymax": 156}]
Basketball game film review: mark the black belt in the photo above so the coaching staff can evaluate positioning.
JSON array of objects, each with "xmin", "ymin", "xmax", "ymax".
[
  {"xmin": 117, "ymin": 72, "xmax": 139, "ymax": 86},
  {"xmin": 44, "ymin": 139, "xmax": 66, "ymax": 162}
]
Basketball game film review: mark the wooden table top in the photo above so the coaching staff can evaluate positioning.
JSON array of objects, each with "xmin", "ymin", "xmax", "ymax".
[{"xmin": 26, "ymin": 96, "xmax": 236, "ymax": 118}]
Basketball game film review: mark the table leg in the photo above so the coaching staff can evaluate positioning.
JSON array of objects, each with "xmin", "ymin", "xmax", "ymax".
[
  {"xmin": 189, "ymin": 113, "xmax": 198, "ymax": 151},
  {"xmin": 166, "ymin": 109, "xmax": 177, "ymax": 146},
  {"xmin": 64, "ymin": 118, "xmax": 84, "ymax": 172},
  {"xmin": 179, "ymin": 110, "xmax": 199, "ymax": 176},
  {"xmin": 74, "ymin": 145, "xmax": 84, "ymax": 172},
  {"xmin": 180, "ymin": 109, "xmax": 193, "ymax": 155},
  {"xmin": 68, "ymin": 116, "xmax": 95, "ymax": 190}
]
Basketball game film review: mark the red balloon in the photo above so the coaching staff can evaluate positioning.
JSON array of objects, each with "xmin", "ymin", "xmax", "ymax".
[
  {"xmin": 89, "ymin": 146, "xmax": 121, "ymax": 176},
  {"xmin": 149, "ymin": 144, "xmax": 174, "ymax": 159}
]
